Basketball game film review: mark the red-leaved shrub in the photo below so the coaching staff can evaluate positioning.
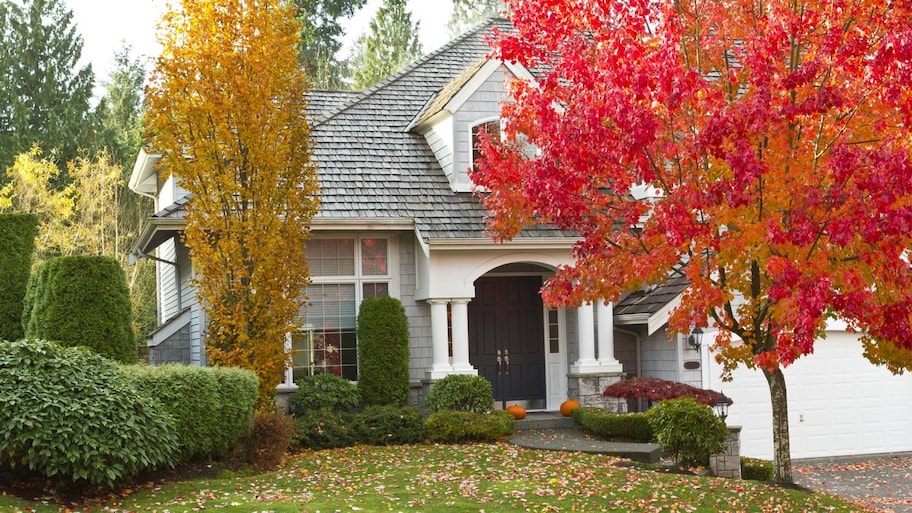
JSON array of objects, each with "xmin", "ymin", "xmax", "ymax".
[{"xmin": 603, "ymin": 377, "xmax": 732, "ymax": 407}]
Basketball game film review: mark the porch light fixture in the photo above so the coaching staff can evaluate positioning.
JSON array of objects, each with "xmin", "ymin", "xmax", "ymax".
[
  {"xmin": 715, "ymin": 391, "xmax": 730, "ymax": 421},
  {"xmin": 687, "ymin": 327, "xmax": 704, "ymax": 351}
]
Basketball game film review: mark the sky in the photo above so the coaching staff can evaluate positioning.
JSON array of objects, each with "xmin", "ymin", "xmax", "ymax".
[{"xmin": 67, "ymin": 0, "xmax": 455, "ymax": 88}]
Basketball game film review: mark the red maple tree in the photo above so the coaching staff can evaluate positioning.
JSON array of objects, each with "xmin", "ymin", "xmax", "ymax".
[{"xmin": 474, "ymin": 0, "xmax": 912, "ymax": 482}]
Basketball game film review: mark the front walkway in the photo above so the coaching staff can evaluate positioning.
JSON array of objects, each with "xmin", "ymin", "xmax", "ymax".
[
  {"xmin": 510, "ymin": 414, "xmax": 911, "ymax": 512},
  {"xmin": 794, "ymin": 453, "xmax": 912, "ymax": 513},
  {"xmin": 509, "ymin": 427, "xmax": 661, "ymax": 463}
]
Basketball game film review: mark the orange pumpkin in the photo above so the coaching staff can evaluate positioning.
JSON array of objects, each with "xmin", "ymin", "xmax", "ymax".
[
  {"xmin": 560, "ymin": 399, "xmax": 581, "ymax": 417},
  {"xmin": 506, "ymin": 404, "xmax": 527, "ymax": 420}
]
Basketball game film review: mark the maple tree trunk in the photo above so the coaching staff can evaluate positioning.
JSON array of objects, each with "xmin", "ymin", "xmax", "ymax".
[{"xmin": 763, "ymin": 368, "xmax": 793, "ymax": 483}]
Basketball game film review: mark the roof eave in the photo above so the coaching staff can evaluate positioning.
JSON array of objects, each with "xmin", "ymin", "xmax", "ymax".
[{"xmin": 129, "ymin": 149, "xmax": 161, "ymax": 197}]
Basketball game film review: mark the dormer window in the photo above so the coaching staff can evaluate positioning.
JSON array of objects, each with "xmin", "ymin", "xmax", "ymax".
[{"xmin": 471, "ymin": 118, "xmax": 501, "ymax": 172}]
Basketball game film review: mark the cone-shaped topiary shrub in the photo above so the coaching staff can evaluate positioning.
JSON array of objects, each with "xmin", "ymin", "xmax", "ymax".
[
  {"xmin": 23, "ymin": 255, "xmax": 136, "ymax": 363},
  {"xmin": 357, "ymin": 296, "xmax": 410, "ymax": 406},
  {"xmin": 0, "ymin": 213, "xmax": 37, "ymax": 341}
]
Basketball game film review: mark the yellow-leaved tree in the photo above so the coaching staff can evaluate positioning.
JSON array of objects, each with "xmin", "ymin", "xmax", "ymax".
[{"xmin": 146, "ymin": 0, "xmax": 319, "ymax": 409}]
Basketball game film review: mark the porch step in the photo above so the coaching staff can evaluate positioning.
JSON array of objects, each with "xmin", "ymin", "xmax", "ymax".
[{"xmin": 514, "ymin": 412, "xmax": 576, "ymax": 431}]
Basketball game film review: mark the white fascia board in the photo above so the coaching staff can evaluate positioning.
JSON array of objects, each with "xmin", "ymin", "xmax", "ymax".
[
  {"xmin": 426, "ymin": 237, "xmax": 580, "ymax": 251},
  {"xmin": 648, "ymin": 292, "xmax": 682, "ymax": 335},
  {"xmin": 310, "ymin": 217, "xmax": 415, "ymax": 231},
  {"xmin": 444, "ymin": 59, "xmax": 536, "ymax": 114},
  {"xmin": 129, "ymin": 149, "xmax": 161, "ymax": 196},
  {"xmin": 615, "ymin": 314, "xmax": 651, "ymax": 325}
]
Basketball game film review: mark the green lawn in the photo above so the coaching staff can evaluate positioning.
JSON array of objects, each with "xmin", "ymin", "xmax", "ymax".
[{"xmin": 0, "ymin": 443, "xmax": 873, "ymax": 512}]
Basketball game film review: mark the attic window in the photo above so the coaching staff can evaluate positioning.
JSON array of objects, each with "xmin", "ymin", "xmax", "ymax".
[{"xmin": 471, "ymin": 119, "xmax": 501, "ymax": 172}]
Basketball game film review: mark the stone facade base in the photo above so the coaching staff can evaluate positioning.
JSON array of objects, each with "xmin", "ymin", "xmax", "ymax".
[
  {"xmin": 149, "ymin": 323, "xmax": 193, "ymax": 365},
  {"xmin": 710, "ymin": 425, "xmax": 742, "ymax": 479},
  {"xmin": 567, "ymin": 372, "xmax": 626, "ymax": 412}
]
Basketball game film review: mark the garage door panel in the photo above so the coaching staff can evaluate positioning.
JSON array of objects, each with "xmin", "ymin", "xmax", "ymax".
[{"xmin": 706, "ymin": 332, "xmax": 912, "ymax": 459}]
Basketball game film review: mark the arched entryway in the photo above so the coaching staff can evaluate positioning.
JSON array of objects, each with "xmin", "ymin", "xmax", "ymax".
[{"xmin": 468, "ymin": 264, "xmax": 556, "ymax": 410}]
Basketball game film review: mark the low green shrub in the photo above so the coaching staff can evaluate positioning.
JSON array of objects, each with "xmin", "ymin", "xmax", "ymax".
[
  {"xmin": 0, "ymin": 339, "xmax": 178, "ymax": 487},
  {"xmin": 741, "ymin": 457, "xmax": 774, "ymax": 481},
  {"xmin": 241, "ymin": 413, "xmax": 295, "ymax": 469},
  {"xmin": 122, "ymin": 364, "xmax": 258, "ymax": 462},
  {"xmin": 357, "ymin": 296, "xmax": 410, "ymax": 406},
  {"xmin": 213, "ymin": 367, "xmax": 260, "ymax": 455},
  {"xmin": 645, "ymin": 397, "xmax": 728, "ymax": 468},
  {"xmin": 292, "ymin": 408, "xmax": 357, "ymax": 451},
  {"xmin": 288, "ymin": 373, "xmax": 360, "ymax": 416},
  {"xmin": 424, "ymin": 410, "xmax": 515, "ymax": 443},
  {"xmin": 354, "ymin": 405, "xmax": 426, "ymax": 445},
  {"xmin": 424, "ymin": 374, "xmax": 493, "ymax": 414},
  {"xmin": 571, "ymin": 407, "xmax": 654, "ymax": 442}
]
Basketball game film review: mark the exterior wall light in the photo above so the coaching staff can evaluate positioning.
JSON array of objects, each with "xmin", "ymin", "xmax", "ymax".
[{"xmin": 687, "ymin": 327, "xmax": 704, "ymax": 351}]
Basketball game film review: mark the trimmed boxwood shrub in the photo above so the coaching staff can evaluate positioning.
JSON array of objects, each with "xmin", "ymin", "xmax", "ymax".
[
  {"xmin": 292, "ymin": 408, "xmax": 357, "ymax": 451},
  {"xmin": 571, "ymin": 406, "xmax": 654, "ymax": 442},
  {"xmin": 122, "ymin": 364, "xmax": 258, "ymax": 462},
  {"xmin": 0, "ymin": 213, "xmax": 37, "ymax": 341},
  {"xmin": 741, "ymin": 457, "xmax": 774, "ymax": 481},
  {"xmin": 645, "ymin": 397, "xmax": 728, "ymax": 468},
  {"xmin": 0, "ymin": 339, "xmax": 178, "ymax": 487},
  {"xmin": 354, "ymin": 405, "xmax": 426, "ymax": 445},
  {"xmin": 424, "ymin": 410, "xmax": 515, "ymax": 443},
  {"xmin": 424, "ymin": 374, "xmax": 494, "ymax": 414},
  {"xmin": 357, "ymin": 296, "xmax": 410, "ymax": 406},
  {"xmin": 23, "ymin": 255, "xmax": 136, "ymax": 363},
  {"xmin": 288, "ymin": 372, "xmax": 360, "ymax": 416}
]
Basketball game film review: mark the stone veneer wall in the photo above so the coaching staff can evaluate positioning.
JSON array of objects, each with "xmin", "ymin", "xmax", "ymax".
[
  {"xmin": 149, "ymin": 323, "xmax": 192, "ymax": 365},
  {"xmin": 710, "ymin": 426, "xmax": 743, "ymax": 479},
  {"xmin": 567, "ymin": 372, "xmax": 627, "ymax": 412}
]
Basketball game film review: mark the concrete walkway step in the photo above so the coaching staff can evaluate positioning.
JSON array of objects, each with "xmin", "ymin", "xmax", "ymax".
[
  {"xmin": 514, "ymin": 413, "xmax": 576, "ymax": 431},
  {"xmin": 509, "ymin": 427, "xmax": 662, "ymax": 464}
]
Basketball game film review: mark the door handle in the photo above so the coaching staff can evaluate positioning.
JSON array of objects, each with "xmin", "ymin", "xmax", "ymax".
[
  {"xmin": 504, "ymin": 349, "xmax": 509, "ymax": 375},
  {"xmin": 496, "ymin": 349, "xmax": 502, "ymax": 375}
]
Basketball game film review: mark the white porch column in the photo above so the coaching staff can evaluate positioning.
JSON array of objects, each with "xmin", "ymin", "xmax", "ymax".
[
  {"xmin": 571, "ymin": 301, "xmax": 599, "ymax": 373},
  {"xmin": 426, "ymin": 299, "xmax": 453, "ymax": 379},
  {"xmin": 596, "ymin": 300, "xmax": 623, "ymax": 371},
  {"xmin": 450, "ymin": 299, "xmax": 476, "ymax": 374}
]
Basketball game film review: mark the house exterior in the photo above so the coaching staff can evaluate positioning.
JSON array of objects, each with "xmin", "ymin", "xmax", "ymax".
[{"xmin": 130, "ymin": 18, "xmax": 912, "ymax": 460}]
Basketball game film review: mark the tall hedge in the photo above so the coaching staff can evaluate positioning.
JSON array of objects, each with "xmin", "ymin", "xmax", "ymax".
[
  {"xmin": 122, "ymin": 364, "xmax": 258, "ymax": 462},
  {"xmin": 357, "ymin": 296, "xmax": 410, "ymax": 406},
  {"xmin": 23, "ymin": 255, "xmax": 136, "ymax": 363},
  {"xmin": 0, "ymin": 213, "xmax": 38, "ymax": 341}
]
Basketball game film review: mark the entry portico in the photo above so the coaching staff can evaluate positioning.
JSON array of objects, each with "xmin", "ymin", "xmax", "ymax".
[{"xmin": 417, "ymin": 239, "xmax": 625, "ymax": 410}]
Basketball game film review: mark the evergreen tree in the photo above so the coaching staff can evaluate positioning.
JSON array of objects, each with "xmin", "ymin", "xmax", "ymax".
[
  {"xmin": 295, "ymin": 0, "xmax": 366, "ymax": 89},
  {"xmin": 350, "ymin": 0, "xmax": 422, "ymax": 91},
  {"xmin": 448, "ymin": 0, "xmax": 505, "ymax": 37},
  {"xmin": 93, "ymin": 46, "xmax": 145, "ymax": 170},
  {"xmin": 0, "ymin": 0, "xmax": 95, "ymax": 174},
  {"xmin": 91, "ymin": 47, "xmax": 156, "ymax": 343}
]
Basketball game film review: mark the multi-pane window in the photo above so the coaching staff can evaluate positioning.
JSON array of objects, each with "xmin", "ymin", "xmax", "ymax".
[
  {"xmin": 471, "ymin": 119, "xmax": 501, "ymax": 172},
  {"xmin": 548, "ymin": 308, "xmax": 560, "ymax": 354},
  {"xmin": 287, "ymin": 237, "xmax": 391, "ymax": 383}
]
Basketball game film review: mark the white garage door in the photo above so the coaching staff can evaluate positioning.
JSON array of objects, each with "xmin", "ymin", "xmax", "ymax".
[{"xmin": 704, "ymin": 332, "xmax": 912, "ymax": 460}]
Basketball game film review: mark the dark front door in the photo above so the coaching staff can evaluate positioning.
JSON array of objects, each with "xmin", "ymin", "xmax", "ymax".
[{"xmin": 468, "ymin": 276, "xmax": 546, "ymax": 409}]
